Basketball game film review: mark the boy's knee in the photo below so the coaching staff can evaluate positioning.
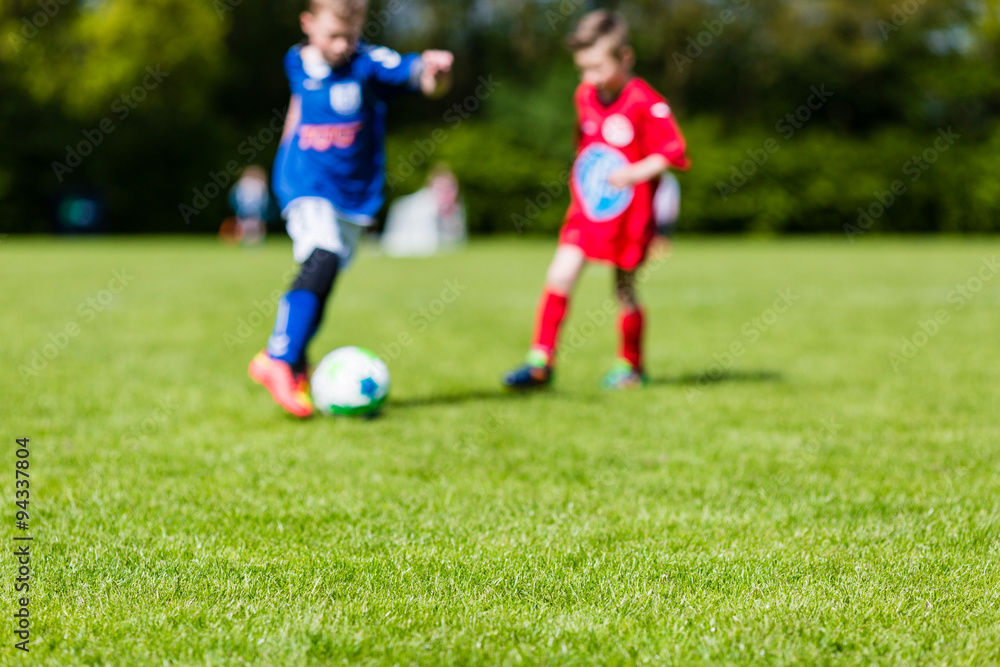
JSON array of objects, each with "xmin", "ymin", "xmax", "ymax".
[
  {"xmin": 615, "ymin": 281, "xmax": 638, "ymax": 310},
  {"xmin": 545, "ymin": 266, "xmax": 574, "ymax": 292},
  {"xmin": 617, "ymin": 293, "xmax": 638, "ymax": 311}
]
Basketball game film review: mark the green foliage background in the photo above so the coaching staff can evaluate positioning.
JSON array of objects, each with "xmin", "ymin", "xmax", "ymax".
[{"xmin": 2, "ymin": 0, "xmax": 1000, "ymax": 235}]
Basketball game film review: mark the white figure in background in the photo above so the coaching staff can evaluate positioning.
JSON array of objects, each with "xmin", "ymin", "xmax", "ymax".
[
  {"xmin": 381, "ymin": 164, "xmax": 466, "ymax": 257},
  {"xmin": 653, "ymin": 171, "xmax": 681, "ymax": 236}
]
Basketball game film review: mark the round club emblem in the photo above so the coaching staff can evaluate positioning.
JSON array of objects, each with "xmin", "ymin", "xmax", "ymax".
[
  {"xmin": 602, "ymin": 114, "xmax": 634, "ymax": 147},
  {"xmin": 572, "ymin": 144, "xmax": 634, "ymax": 223},
  {"xmin": 330, "ymin": 82, "xmax": 362, "ymax": 116}
]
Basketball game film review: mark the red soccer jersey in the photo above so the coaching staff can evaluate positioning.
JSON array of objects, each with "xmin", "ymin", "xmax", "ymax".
[{"xmin": 561, "ymin": 77, "xmax": 690, "ymax": 270}]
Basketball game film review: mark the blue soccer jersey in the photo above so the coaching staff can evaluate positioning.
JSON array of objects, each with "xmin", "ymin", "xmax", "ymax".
[{"xmin": 273, "ymin": 43, "xmax": 423, "ymax": 222}]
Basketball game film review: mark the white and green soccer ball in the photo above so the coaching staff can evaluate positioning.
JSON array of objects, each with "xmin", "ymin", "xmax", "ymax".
[{"xmin": 311, "ymin": 346, "xmax": 390, "ymax": 417}]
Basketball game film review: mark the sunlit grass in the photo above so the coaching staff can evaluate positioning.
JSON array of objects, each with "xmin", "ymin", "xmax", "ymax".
[{"xmin": 2, "ymin": 236, "xmax": 999, "ymax": 665}]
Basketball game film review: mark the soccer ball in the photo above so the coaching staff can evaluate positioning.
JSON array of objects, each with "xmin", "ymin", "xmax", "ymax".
[{"xmin": 311, "ymin": 347, "xmax": 390, "ymax": 417}]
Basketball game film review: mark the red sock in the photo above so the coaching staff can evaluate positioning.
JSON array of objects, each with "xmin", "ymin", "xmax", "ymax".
[
  {"xmin": 619, "ymin": 308, "xmax": 645, "ymax": 371},
  {"xmin": 532, "ymin": 290, "xmax": 569, "ymax": 363}
]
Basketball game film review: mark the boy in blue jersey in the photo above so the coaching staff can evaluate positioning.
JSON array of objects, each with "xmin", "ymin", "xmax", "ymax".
[{"xmin": 250, "ymin": 0, "xmax": 453, "ymax": 417}]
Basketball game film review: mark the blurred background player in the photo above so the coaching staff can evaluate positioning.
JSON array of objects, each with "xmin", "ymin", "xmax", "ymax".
[
  {"xmin": 653, "ymin": 171, "xmax": 681, "ymax": 253},
  {"xmin": 248, "ymin": 0, "xmax": 453, "ymax": 417},
  {"xmin": 503, "ymin": 10, "xmax": 690, "ymax": 391},
  {"xmin": 228, "ymin": 165, "xmax": 271, "ymax": 246},
  {"xmin": 381, "ymin": 163, "xmax": 466, "ymax": 257}
]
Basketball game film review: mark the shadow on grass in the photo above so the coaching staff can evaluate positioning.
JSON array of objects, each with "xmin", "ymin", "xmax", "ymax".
[
  {"xmin": 387, "ymin": 370, "xmax": 784, "ymax": 411},
  {"xmin": 649, "ymin": 369, "xmax": 784, "ymax": 387},
  {"xmin": 389, "ymin": 388, "xmax": 534, "ymax": 410}
]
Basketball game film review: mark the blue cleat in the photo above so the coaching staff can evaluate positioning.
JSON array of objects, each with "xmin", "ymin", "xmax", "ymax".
[{"xmin": 503, "ymin": 350, "xmax": 553, "ymax": 390}]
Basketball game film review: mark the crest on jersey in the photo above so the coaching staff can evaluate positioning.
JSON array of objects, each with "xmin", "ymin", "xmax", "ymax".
[
  {"xmin": 330, "ymin": 82, "xmax": 362, "ymax": 115},
  {"xmin": 602, "ymin": 114, "xmax": 634, "ymax": 147},
  {"xmin": 572, "ymin": 144, "xmax": 634, "ymax": 223}
]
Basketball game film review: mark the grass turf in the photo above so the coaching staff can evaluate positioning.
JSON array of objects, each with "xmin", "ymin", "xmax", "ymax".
[{"xmin": 2, "ymin": 237, "xmax": 999, "ymax": 665}]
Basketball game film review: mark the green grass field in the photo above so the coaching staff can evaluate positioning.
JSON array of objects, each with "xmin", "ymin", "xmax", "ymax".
[{"xmin": 2, "ymin": 237, "xmax": 999, "ymax": 665}]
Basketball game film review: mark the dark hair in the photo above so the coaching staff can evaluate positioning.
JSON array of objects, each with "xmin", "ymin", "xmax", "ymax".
[
  {"xmin": 308, "ymin": 0, "xmax": 368, "ymax": 24},
  {"xmin": 565, "ymin": 10, "xmax": 629, "ymax": 53}
]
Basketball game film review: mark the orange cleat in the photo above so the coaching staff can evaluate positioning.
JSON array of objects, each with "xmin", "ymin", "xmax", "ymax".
[
  {"xmin": 248, "ymin": 351, "xmax": 314, "ymax": 418},
  {"xmin": 292, "ymin": 360, "xmax": 312, "ymax": 393},
  {"xmin": 293, "ymin": 367, "xmax": 311, "ymax": 399}
]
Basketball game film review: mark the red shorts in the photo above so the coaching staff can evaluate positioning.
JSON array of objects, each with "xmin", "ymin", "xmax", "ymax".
[
  {"xmin": 558, "ymin": 211, "xmax": 655, "ymax": 272},
  {"xmin": 560, "ymin": 171, "xmax": 658, "ymax": 271}
]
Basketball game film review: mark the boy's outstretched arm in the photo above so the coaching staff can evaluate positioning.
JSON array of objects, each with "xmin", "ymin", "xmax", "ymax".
[
  {"xmin": 420, "ymin": 50, "xmax": 454, "ymax": 98},
  {"xmin": 608, "ymin": 154, "xmax": 669, "ymax": 190}
]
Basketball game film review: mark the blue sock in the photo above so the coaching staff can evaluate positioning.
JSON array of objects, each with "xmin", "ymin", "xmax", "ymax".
[
  {"xmin": 267, "ymin": 249, "xmax": 340, "ymax": 369},
  {"xmin": 266, "ymin": 290, "xmax": 320, "ymax": 367},
  {"xmin": 290, "ymin": 305, "xmax": 326, "ymax": 375}
]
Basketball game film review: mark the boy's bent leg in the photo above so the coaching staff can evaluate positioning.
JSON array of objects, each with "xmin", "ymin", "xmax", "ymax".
[
  {"xmin": 251, "ymin": 197, "xmax": 356, "ymax": 417},
  {"xmin": 504, "ymin": 245, "xmax": 585, "ymax": 389},
  {"xmin": 290, "ymin": 248, "xmax": 341, "ymax": 366},
  {"xmin": 532, "ymin": 244, "xmax": 586, "ymax": 362},
  {"xmin": 269, "ymin": 197, "xmax": 359, "ymax": 368},
  {"xmin": 532, "ymin": 291, "xmax": 568, "ymax": 363},
  {"xmin": 544, "ymin": 244, "xmax": 587, "ymax": 295},
  {"xmin": 601, "ymin": 268, "xmax": 647, "ymax": 390},
  {"xmin": 251, "ymin": 247, "xmax": 339, "ymax": 419},
  {"xmin": 618, "ymin": 308, "xmax": 645, "ymax": 371},
  {"xmin": 253, "ymin": 249, "xmax": 338, "ymax": 418},
  {"xmin": 615, "ymin": 268, "xmax": 644, "ymax": 372}
]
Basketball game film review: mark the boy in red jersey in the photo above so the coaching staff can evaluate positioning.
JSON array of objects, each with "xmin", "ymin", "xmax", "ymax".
[{"xmin": 503, "ymin": 10, "xmax": 691, "ymax": 390}]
